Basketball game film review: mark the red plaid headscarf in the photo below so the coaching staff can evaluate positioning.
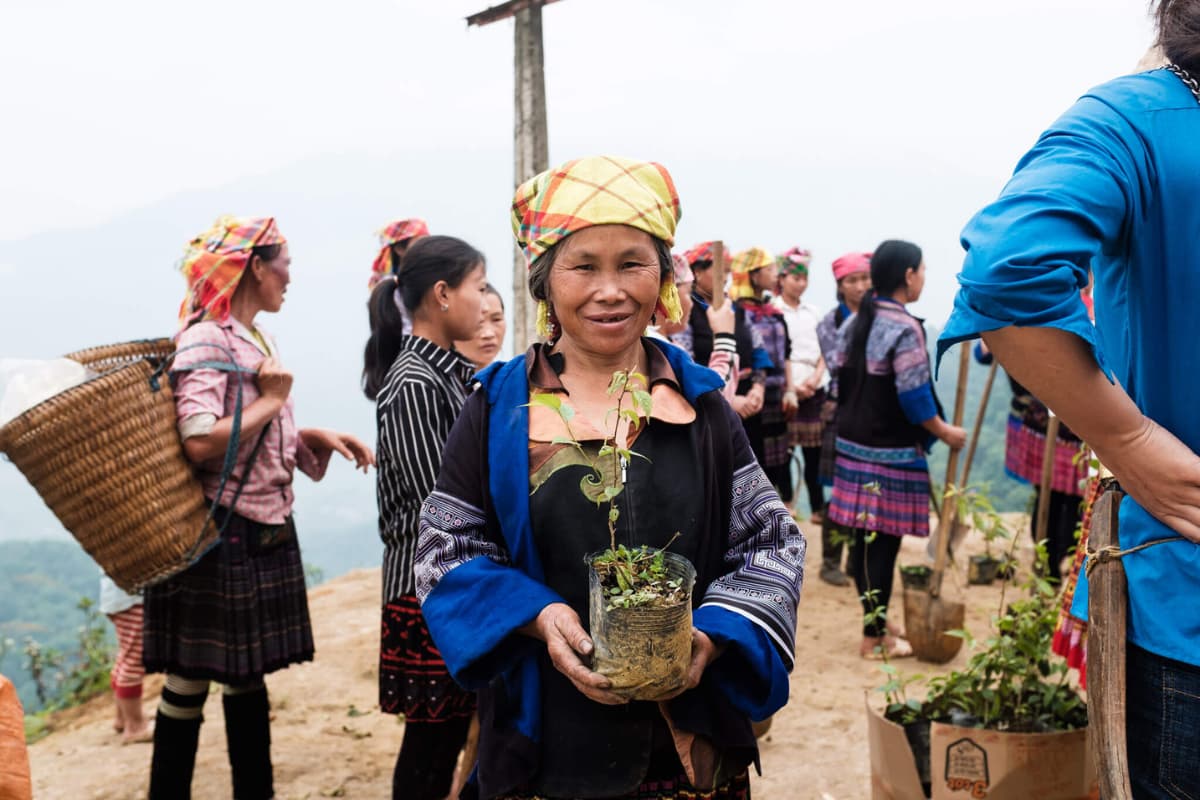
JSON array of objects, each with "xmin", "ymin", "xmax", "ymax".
[
  {"xmin": 178, "ymin": 215, "xmax": 286, "ymax": 327},
  {"xmin": 683, "ymin": 241, "xmax": 718, "ymax": 267},
  {"xmin": 369, "ymin": 218, "xmax": 430, "ymax": 288}
]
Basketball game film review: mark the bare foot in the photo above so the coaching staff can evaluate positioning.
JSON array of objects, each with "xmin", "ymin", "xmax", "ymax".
[{"xmin": 121, "ymin": 719, "xmax": 154, "ymax": 745}]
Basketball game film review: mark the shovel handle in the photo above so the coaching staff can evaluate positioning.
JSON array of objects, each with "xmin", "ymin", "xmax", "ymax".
[
  {"xmin": 1087, "ymin": 487, "xmax": 1133, "ymax": 800},
  {"xmin": 959, "ymin": 361, "xmax": 998, "ymax": 488},
  {"xmin": 931, "ymin": 344, "xmax": 972, "ymax": 595},
  {"xmin": 1034, "ymin": 415, "xmax": 1062, "ymax": 546}
]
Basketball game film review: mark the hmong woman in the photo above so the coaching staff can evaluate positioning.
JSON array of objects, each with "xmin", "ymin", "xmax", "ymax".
[
  {"xmin": 145, "ymin": 215, "xmax": 374, "ymax": 799},
  {"xmin": 368, "ymin": 217, "xmax": 431, "ymax": 291},
  {"xmin": 454, "ymin": 283, "xmax": 508, "ymax": 371},
  {"xmin": 684, "ymin": 242, "xmax": 768, "ymax": 423},
  {"xmin": 415, "ymin": 155, "xmax": 804, "ymax": 799},
  {"xmin": 828, "ymin": 240, "xmax": 965, "ymax": 659},
  {"xmin": 771, "ymin": 246, "xmax": 827, "ymax": 521},
  {"xmin": 363, "ymin": 236, "xmax": 489, "ymax": 800},
  {"xmin": 813, "ymin": 252, "xmax": 872, "ymax": 586},
  {"xmin": 731, "ymin": 247, "xmax": 797, "ymax": 500},
  {"xmin": 660, "ymin": 253, "xmax": 740, "ymax": 401}
]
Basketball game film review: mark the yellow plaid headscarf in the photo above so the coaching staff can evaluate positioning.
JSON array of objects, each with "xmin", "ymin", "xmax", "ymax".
[
  {"xmin": 513, "ymin": 155, "xmax": 684, "ymax": 333},
  {"xmin": 511, "ymin": 155, "xmax": 680, "ymax": 263},
  {"xmin": 730, "ymin": 247, "xmax": 774, "ymax": 301}
]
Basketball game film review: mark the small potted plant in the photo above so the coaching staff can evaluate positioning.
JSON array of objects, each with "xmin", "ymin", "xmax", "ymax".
[
  {"xmin": 953, "ymin": 486, "xmax": 1010, "ymax": 585},
  {"xmin": 530, "ymin": 368, "xmax": 695, "ymax": 701},
  {"xmin": 868, "ymin": 545, "xmax": 1092, "ymax": 799},
  {"xmin": 899, "ymin": 564, "xmax": 933, "ymax": 591}
]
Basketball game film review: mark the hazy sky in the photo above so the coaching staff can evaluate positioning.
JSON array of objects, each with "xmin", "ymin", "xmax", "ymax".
[{"xmin": 1, "ymin": 0, "xmax": 1156, "ymax": 324}]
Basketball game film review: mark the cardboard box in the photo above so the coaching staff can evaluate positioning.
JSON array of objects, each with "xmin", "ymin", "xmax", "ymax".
[{"xmin": 867, "ymin": 700, "xmax": 1098, "ymax": 800}]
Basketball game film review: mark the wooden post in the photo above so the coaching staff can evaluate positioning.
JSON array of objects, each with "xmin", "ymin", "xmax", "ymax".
[
  {"xmin": 511, "ymin": 2, "xmax": 549, "ymax": 348},
  {"xmin": 467, "ymin": 0, "xmax": 560, "ymax": 350}
]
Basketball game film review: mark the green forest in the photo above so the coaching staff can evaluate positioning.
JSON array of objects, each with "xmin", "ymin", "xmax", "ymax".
[{"xmin": 0, "ymin": 540, "xmax": 101, "ymax": 712}]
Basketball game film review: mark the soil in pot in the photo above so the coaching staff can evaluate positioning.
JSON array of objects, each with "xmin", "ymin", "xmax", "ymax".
[
  {"xmin": 967, "ymin": 555, "xmax": 1000, "ymax": 585},
  {"xmin": 899, "ymin": 565, "xmax": 932, "ymax": 591},
  {"xmin": 588, "ymin": 549, "xmax": 696, "ymax": 701}
]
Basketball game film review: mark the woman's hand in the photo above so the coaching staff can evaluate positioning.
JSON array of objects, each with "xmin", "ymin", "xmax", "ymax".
[
  {"xmin": 523, "ymin": 603, "xmax": 627, "ymax": 705},
  {"xmin": 743, "ymin": 384, "xmax": 765, "ymax": 416},
  {"xmin": 256, "ymin": 357, "xmax": 293, "ymax": 406},
  {"xmin": 647, "ymin": 629, "xmax": 723, "ymax": 702},
  {"xmin": 300, "ymin": 429, "xmax": 376, "ymax": 472},
  {"xmin": 782, "ymin": 390, "xmax": 798, "ymax": 418},
  {"xmin": 940, "ymin": 423, "xmax": 967, "ymax": 451},
  {"xmin": 706, "ymin": 302, "xmax": 736, "ymax": 336}
]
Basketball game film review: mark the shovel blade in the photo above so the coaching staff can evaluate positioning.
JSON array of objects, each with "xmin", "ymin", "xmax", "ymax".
[{"xmin": 904, "ymin": 588, "xmax": 965, "ymax": 664}]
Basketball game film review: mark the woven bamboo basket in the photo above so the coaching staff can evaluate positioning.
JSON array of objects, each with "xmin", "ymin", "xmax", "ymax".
[{"xmin": 0, "ymin": 339, "xmax": 214, "ymax": 592}]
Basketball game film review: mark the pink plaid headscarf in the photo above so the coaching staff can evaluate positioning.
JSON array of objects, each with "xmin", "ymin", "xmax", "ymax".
[{"xmin": 832, "ymin": 251, "xmax": 872, "ymax": 281}]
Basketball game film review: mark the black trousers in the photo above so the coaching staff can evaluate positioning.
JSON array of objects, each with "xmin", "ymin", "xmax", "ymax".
[
  {"xmin": 798, "ymin": 445, "xmax": 825, "ymax": 513},
  {"xmin": 846, "ymin": 529, "xmax": 903, "ymax": 638},
  {"xmin": 1031, "ymin": 488, "xmax": 1083, "ymax": 580}
]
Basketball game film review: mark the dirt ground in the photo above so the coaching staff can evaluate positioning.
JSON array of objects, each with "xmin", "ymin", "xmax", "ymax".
[{"xmin": 28, "ymin": 514, "xmax": 1042, "ymax": 799}]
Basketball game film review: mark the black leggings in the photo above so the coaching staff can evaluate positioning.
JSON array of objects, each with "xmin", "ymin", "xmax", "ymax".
[
  {"xmin": 846, "ymin": 529, "xmax": 903, "ymax": 638},
  {"xmin": 1032, "ymin": 488, "xmax": 1083, "ymax": 580},
  {"xmin": 393, "ymin": 716, "xmax": 472, "ymax": 800},
  {"xmin": 799, "ymin": 446, "xmax": 825, "ymax": 513}
]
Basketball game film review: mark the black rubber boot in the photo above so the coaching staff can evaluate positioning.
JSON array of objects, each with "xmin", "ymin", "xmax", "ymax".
[
  {"xmin": 148, "ymin": 711, "xmax": 202, "ymax": 800},
  {"xmin": 820, "ymin": 518, "xmax": 850, "ymax": 586},
  {"xmin": 223, "ymin": 687, "xmax": 274, "ymax": 800}
]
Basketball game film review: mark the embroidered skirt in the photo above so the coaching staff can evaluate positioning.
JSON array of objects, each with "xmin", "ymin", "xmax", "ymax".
[
  {"xmin": 817, "ymin": 399, "xmax": 839, "ymax": 486},
  {"xmin": 379, "ymin": 594, "xmax": 476, "ymax": 722},
  {"xmin": 1005, "ymin": 415, "xmax": 1087, "ymax": 496},
  {"xmin": 788, "ymin": 388, "xmax": 826, "ymax": 449},
  {"xmin": 827, "ymin": 443, "xmax": 930, "ymax": 539},
  {"xmin": 759, "ymin": 386, "xmax": 791, "ymax": 470},
  {"xmin": 143, "ymin": 509, "xmax": 314, "ymax": 684}
]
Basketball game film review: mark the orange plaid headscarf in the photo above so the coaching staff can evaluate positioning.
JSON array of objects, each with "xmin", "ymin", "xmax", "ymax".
[
  {"xmin": 178, "ymin": 215, "xmax": 286, "ymax": 327},
  {"xmin": 730, "ymin": 247, "xmax": 774, "ymax": 301},
  {"xmin": 369, "ymin": 218, "xmax": 430, "ymax": 289}
]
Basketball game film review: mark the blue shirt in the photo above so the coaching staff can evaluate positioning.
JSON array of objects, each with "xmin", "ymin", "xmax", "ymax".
[{"xmin": 938, "ymin": 67, "xmax": 1200, "ymax": 667}]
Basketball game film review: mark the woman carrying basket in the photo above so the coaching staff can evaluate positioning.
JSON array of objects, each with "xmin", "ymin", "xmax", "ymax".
[{"xmin": 143, "ymin": 215, "xmax": 374, "ymax": 800}]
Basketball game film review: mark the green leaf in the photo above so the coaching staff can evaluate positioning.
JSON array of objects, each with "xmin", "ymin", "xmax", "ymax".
[
  {"xmin": 550, "ymin": 436, "xmax": 580, "ymax": 447},
  {"xmin": 528, "ymin": 393, "xmax": 560, "ymax": 409},
  {"xmin": 606, "ymin": 371, "xmax": 628, "ymax": 396},
  {"xmin": 609, "ymin": 506, "xmax": 620, "ymax": 523},
  {"xmin": 632, "ymin": 390, "xmax": 653, "ymax": 415}
]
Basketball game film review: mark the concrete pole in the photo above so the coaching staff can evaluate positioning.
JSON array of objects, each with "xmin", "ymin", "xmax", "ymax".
[{"xmin": 512, "ymin": 2, "xmax": 549, "ymax": 350}]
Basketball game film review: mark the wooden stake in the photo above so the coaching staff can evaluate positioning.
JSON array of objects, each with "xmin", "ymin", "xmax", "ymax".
[
  {"xmin": 710, "ymin": 241, "xmax": 726, "ymax": 310},
  {"xmin": 931, "ymin": 343, "xmax": 971, "ymax": 598},
  {"xmin": 1087, "ymin": 486, "xmax": 1133, "ymax": 800}
]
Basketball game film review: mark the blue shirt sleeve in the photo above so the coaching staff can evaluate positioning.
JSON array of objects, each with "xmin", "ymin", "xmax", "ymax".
[
  {"xmin": 898, "ymin": 384, "xmax": 938, "ymax": 425},
  {"xmin": 936, "ymin": 96, "xmax": 1138, "ymax": 377}
]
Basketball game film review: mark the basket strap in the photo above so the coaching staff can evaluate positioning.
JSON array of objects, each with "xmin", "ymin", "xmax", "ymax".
[{"xmin": 149, "ymin": 343, "xmax": 266, "ymax": 560}]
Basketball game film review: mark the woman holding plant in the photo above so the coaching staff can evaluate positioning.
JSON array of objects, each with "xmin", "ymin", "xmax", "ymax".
[
  {"xmin": 827, "ymin": 240, "xmax": 966, "ymax": 659},
  {"xmin": 414, "ymin": 156, "xmax": 804, "ymax": 799}
]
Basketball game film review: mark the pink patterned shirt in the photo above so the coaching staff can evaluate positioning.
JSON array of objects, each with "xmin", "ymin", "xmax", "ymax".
[{"xmin": 173, "ymin": 318, "xmax": 329, "ymax": 524}]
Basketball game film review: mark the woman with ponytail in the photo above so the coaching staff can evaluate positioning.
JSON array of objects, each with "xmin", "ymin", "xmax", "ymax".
[
  {"xmin": 828, "ymin": 240, "xmax": 965, "ymax": 659},
  {"xmin": 366, "ymin": 235, "xmax": 488, "ymax": 799}
]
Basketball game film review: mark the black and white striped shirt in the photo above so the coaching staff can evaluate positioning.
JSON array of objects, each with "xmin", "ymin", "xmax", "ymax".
[{"xmin": 376, "ymin": 335, "xmax": 474, "ymax": 602}]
